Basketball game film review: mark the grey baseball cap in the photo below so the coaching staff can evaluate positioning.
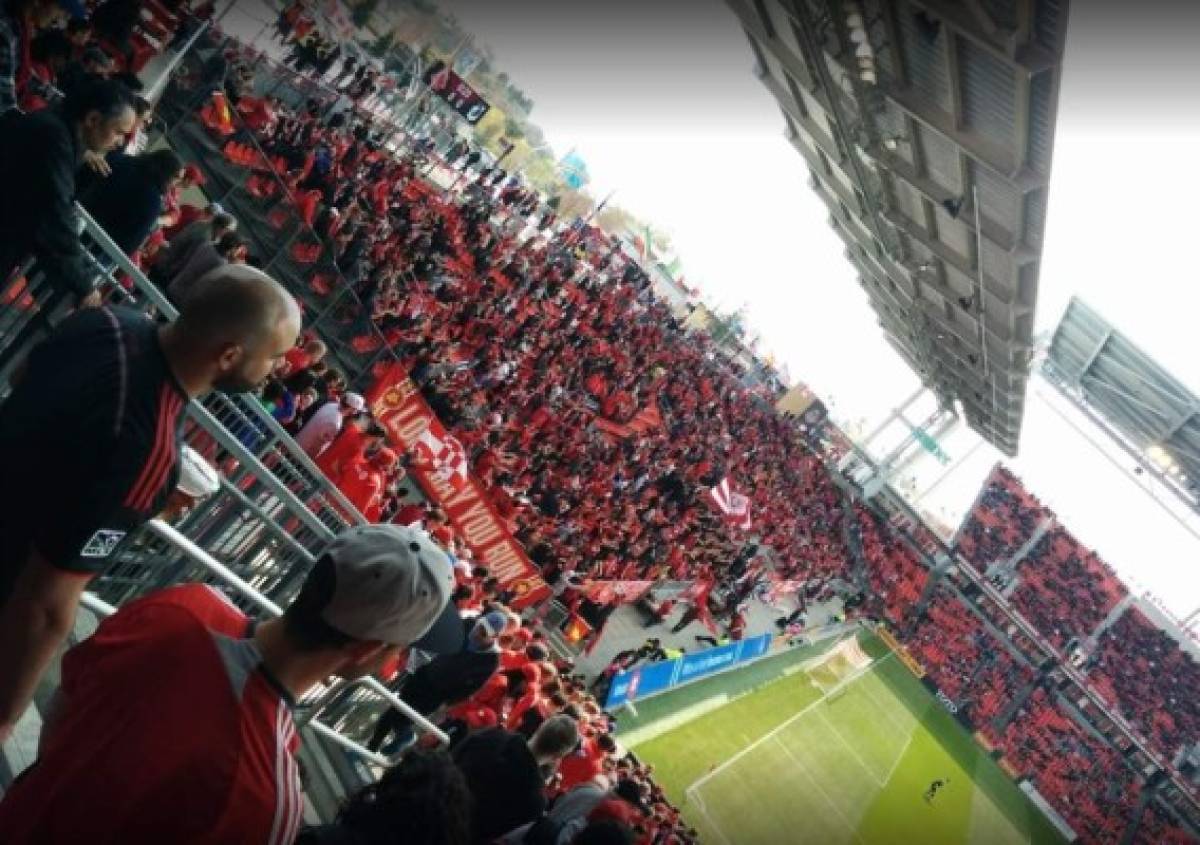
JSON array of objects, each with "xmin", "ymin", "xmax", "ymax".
[{"xmin": 321, "ymin": 524, "xmax": 463, "ymax": 653}]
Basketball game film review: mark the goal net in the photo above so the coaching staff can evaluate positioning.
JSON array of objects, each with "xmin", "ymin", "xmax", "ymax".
[{"xmin": 807, "ymin": 636, "xmax": 873, "ymax": 693}]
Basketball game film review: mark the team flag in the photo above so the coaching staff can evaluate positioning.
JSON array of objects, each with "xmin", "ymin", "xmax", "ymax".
[
  {"xmin": 709, "ymin": 477, "xmax": 752, "ymax": 530},
  {"xmin": 413, "ymin": 422, "xmax": 469, "ymax": 491}
]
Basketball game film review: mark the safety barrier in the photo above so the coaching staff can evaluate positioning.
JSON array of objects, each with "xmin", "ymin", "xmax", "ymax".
[
  {"xmin": 79, "ymin": 518, "xmax": 449, "ymax": 771},
  {"xmin": 604, "ymin": 634, "xmax": 774, "ymax": 709}
]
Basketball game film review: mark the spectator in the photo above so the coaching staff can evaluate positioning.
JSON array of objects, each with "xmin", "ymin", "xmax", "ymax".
[
  {"xmin": 0, "ymin": 265, "xmax": 302, "ymax": 742},
  {"xmin": 166, "ymin": 229, "xmax": 246, "ymax": 304},
  {"xmin": 367, "ymin": 610, "xmax": 506, "ymax": 753},
  {"xmin": 149, "ymin": 208, "xmax": 237, "ymax": 286},
  {"xmin": 296, "ymin": 748, "xmax": 473, "ymax": 845},
  {"xmin": 55, "ymin": 41, "xmax": 113, "ymax": 100},
  {"xmin": 453, "ymin": 716, "xmax": 581, "ymax": 843},
  {"xmin": 296, "ymin": 390, "xmax": 366, "ymax": 459},
  {"xmin": 336, "ymin": 445, "xmax": 397, "ymax": 522},
  {"xmin": 0, "ymin": 0, "xmax": 82, "ymax": 115},
  {"xmin": 0, "ymin": 77, "xmax": 136, "ymax": 305},
  {"xmin": 87, "ymin": 0, "xmax": 140, "ymax": 65},
  {"xmin": 79, "ymin": 148, "xmax": 184, "ymax": 256},
  {"xmin": 567, "ymin": 820, "xmax": 633, "ymax": 845},
  {"xmin": 0, "ymin": 524, "xmax": 463, "ymax": 841},
  {"xmin": 22, "ymin": 26, "xmax": 70, "ymax": 110},
  {"xmin": 507, "ymin": 777, "xmax": 643, "ymax": 845}
]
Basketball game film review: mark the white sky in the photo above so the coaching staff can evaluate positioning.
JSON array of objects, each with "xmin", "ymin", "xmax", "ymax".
[{"xmin": 345, "ymin": 1, "xmax": 1200, "ymax": 618}]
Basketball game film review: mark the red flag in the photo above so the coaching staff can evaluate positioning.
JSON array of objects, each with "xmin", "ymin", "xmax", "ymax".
[
  {"xmin": 708, "ymin": 477, "xmax": 752, "ymax": 530},
  {"xmin": 581, "ymin": 580, "xmax": 655, "ymax": 606},
  {"xmin": 413, "ymin": 422, "xmax": 469, "ymax": 491}
]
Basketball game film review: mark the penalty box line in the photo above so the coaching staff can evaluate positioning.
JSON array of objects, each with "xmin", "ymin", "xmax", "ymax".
[{"xmin": 685, "ymin": 652, "xmax": 895, "ymax": 796}]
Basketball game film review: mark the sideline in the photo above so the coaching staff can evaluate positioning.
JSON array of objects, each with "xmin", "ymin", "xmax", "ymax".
[{"xmin": 684, "ymin": 653, "xmax": 895, "ymax": 794}]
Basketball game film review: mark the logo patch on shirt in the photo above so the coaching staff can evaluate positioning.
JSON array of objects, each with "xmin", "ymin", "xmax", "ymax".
[{"xmin": 80, "ymin": 529, "xmax": 127, "ymax": 559}]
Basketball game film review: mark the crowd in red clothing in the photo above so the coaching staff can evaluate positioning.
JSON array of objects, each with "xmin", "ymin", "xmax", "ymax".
[
  {"xmin": 204, "ymin": 44, "xmax": 860, "ymax": 625},
  {"xmin": 429, "ymin": 604, "xmax": 697, "ymax": 844},
  {"xmin": 955, "ymin": 466, "xmax": 1050, "ymax": 570},
  {"xmin": 855, "ymin": 504, "xmax": 928, "ymax": 627},
  {"xmin": 167, "ymin": 26, "xmax": 1200, "ymax": 845},
  {"xmin": 905, "ymin": 589, "xmax": 1034, "ymax": 728},
  {"xmin": 1135, "ymin": 797, "xmax": 1196, "ymax": 845},
  {"xmin": 984, "ymin": 688, "xmax": 1143, "ymax": 843},
  {"xmin": 1087, "ymin": 608, "xmax": 1200, "ymax": 765},
  {"xmin": 1008, "ymin": 526, "xmax": 1127, "ymax": 652}
]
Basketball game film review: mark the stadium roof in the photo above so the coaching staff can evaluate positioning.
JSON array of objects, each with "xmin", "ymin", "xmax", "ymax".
[
  {"xmin": 727, "ymin": 0, "xmax": 1070, "ymax": 455},
  {"xmin": 1044, "ymin": 297, "xmax": 1200, "ymax": 510}
]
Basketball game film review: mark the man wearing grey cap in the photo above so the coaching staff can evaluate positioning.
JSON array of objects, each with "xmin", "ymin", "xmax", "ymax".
[{"xmin": 0, "ymin": 524, "xmax": 465, "ymax": 843}]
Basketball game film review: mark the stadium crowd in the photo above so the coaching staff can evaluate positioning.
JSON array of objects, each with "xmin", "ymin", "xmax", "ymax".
[
  {"xmin": 954, "ymin": 466, "xmax": 1050, "ymax": 571},
  {"xmin": 1008, "ymin": 526, "xmax": 1127, "ymax": 653},
  {"xmin": 905, "ymin": 588, "xmax": 1034, "ymax": 728},
  {"xmin": 854, "ymin": 504, "xmax": 927, "ymax": 627},
  {"xmin": 0, "ymin": 2, "xmax": 698, "ymax": 843},
  {"xmin": 0, "ymin": 1, "xmax": 1197, "ymax": 843},
  {"xmin": 1087, "ymin": 608, "xmax": 1200, "ymax": 766},
  {"xmin": 199, "ymin": 38, "xmax": 863, "ymax": 646},
  {"xmin": 984, "ymin": 688, "xmax": 1142, "ymax": 843}
]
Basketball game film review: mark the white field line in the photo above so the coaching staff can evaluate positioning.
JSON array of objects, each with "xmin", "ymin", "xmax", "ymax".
[
  {"xmin": 685, "ymin": 653, "xmax": 895, "ymax": 794},
  {"xmin": 685, "ymin": 787, "xmax": 733, "ymax": 845},
  {"xmin": 816, "ymin": 709, "xmax": 887, "ymax": 788},
  {"xmin": 775, "ymin": 738, "xmax": 868, "ymax": 845},
  {"xmin": 629, "ymin": 638, "xmax": 853, "ymax": 747},
  {"xmin": 858, "ymin": 671, "xmax": 914, "ymax": 736},
  {"xmin": 882, "ymin": 731, "xmax": 917, "ymax": 786}
]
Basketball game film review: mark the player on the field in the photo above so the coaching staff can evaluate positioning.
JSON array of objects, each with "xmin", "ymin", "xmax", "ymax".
[{"xmin": 923, "ymin": 777, "xmax": 950, "ymax": 803}]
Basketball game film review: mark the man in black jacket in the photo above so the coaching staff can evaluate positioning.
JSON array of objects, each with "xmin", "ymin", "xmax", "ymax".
[
  {"xmin": 367, "ymin": 610, "xmax": 507, "ymax": 753},
  {"xmin": 0, "ymin": 78, "xmax": 136, "ymax": 306}
]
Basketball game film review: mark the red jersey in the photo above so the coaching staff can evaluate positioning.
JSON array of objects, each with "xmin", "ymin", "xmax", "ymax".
[
  {"xmin": 316, "ymin": 421, "xmax": 366, "ymax": 480},
  {"xmin": 392, "ymin": 502, "xmax": 425, "ymax": 526},
  {"xmin": 282, "ymin": 346, "xmax": 313, "ymax": 377},
  {"xmin": 557, "ymin": 738, "xmax": 607, "ymax": 791},
  {"xmin": 0, "ymin": 584, "xmax": 304, "ymax": 843},
  {"xmin": 336, "ymin": 454, "xmax": 385, "ymax": 521}
]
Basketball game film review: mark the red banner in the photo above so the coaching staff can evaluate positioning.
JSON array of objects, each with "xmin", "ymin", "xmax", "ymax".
[
  {"xmin": 581, "ymin": 580, "xmax": 655, "ymax": 606},
  {"xmin": 368, "ymin": 363, "xmax": 550, "ymax": 608},
  {"xmin": 592, "ymin": 400, "xmax": 662, "ymax": 440}
]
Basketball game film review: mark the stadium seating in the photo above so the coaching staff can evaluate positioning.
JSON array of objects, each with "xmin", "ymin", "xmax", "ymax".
[
  {"xmin": 905, "ymin": 589, "xmax": 1034, "ymax": 728},
  {"xmin": 201, "ymin": 58, "xmax": 862, "ymax": 610},
  {"xmin": 12, "ymin": 13, "xmax": 1191, "ymax": 839},
  {"xmin": 1087, "ymin": 608, "xmax": 1200, "ymax": 762},
  {"xmin": 1009, "ymin": 527, "xmax": 1128, "ymax": 651},
  {"xmin": 855, "ymin": 504, "xmax": 928, "ymax": 627},
  {"xmin": 989, "ymin": 688, "xmax": 1142, "ymax": 843},
  {"xmin": 955, "ymin": 466, "xmax": 1049, "ymax": 571},
  {"xmin": 1136, "ymin": 799, "xmax": 1197, "ymax": 845}
]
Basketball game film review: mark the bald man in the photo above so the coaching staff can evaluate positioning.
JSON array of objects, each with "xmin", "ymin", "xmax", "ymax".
[{"xmin": 0, "ymin": 265, "xmax": 301, "ymax": 741}]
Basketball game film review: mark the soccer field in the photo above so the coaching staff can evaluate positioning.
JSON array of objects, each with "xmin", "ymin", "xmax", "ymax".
[{"xmin": 623, "ymin": 634, "xmax": 1064, "ymax": 845}]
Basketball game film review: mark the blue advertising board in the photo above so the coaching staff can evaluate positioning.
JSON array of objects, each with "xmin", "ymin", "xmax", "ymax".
[{"xmin": 604, "ymin": 634, "xmax": 773, "ymax": 709}]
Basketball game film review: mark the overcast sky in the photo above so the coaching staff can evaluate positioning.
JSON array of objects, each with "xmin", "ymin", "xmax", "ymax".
[{"xmin": 436, "ymin": 0, "xmax": 1200, "ymax": 617}]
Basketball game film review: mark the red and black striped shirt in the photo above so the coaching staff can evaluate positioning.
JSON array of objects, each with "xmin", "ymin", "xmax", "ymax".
[{"xmin": 0, "ymin": 306, "xmax": 187, "ymax": 591}]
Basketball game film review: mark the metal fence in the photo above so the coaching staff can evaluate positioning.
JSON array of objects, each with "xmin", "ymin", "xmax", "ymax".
[{"xmin": 0, "ymin": 223, "xmax": 445, "ymax": 770}]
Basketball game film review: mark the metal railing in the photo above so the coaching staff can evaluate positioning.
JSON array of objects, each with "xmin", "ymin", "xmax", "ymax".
[
  {"xmin": 80, "ymin": 518, "xmax": 448, "ymax": 769},
  {"xmin": 0, "ymin": 7, "xmax": 448, "ymax": 796}
]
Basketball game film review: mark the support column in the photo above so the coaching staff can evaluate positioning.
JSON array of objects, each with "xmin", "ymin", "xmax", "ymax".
[
  {"xmin": 993, "ymin": 673, "xmax": 1041, "ymax": 734},
  {"xmin": 1088, "ymin": 594, "xmax": 1136, "ymax": 647},
  {"xmin": 986, "ymin": 517, "xmax": 1053, "ymax": 580}
]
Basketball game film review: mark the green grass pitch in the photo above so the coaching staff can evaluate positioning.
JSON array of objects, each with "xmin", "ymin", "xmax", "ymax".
[{"xmin": 618, "ymin": 633, "xmax": 1065, "ymax": 845}]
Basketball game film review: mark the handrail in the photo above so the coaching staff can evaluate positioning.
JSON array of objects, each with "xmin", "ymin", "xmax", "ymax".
[
  {"xmin": 145, "ymin": 20, "xmax": 212, "ymax": 103},
  {"xmin": 79, "ymin": 585, "xmax": 391, "ymax": 766},
  {"xmin": 146, "ymin": 519, "xmax": 450, "ymax": 749},
  {"xmin": 76, "ymin": 205, "xmax": 365, "ymax": 534}
]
